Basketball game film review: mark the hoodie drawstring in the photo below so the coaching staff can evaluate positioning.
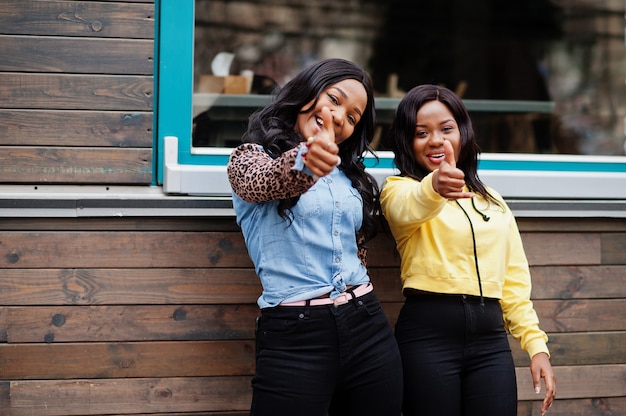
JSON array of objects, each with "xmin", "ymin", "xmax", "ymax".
[{"xmin": 455, "ymin": 199, "xmax": 485, "ymax": 307}]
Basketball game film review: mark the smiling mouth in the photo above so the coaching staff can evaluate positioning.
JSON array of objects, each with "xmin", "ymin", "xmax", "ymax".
[{"xmin": 428, "ymin": 153, "xmax": 444, "ymax": 162}]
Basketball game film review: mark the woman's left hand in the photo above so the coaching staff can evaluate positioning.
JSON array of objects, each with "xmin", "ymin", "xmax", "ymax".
[
  {"xmin": 530, "ymin": 352, "xmax": 556, "ymax": 415},
  {"xmin": 303, "ymin": 107, "xmax": 340, "ymax": 178}
]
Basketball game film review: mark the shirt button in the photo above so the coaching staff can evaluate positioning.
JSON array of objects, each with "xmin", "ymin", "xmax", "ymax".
[
  {"xmin": 333, "ymin": 231, "xmax": 339, "ymax": 236},
  {"xmin": 335, "ymin": 257, "xmax": 340, "ymax": 263}
]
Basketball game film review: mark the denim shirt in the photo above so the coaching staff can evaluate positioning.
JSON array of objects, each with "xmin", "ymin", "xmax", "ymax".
[{"xmin": 229, "ymin": 144, "xmax": 370, "ymax": 308}]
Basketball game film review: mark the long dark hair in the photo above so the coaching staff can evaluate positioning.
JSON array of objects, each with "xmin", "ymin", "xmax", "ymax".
[
  {"xmin": 387, "ymin": 84, "xmax": 500, "ymax": 207},
  {"xmin": 243, "ymin": 58, "xmax": 380, "ymax": 242}
]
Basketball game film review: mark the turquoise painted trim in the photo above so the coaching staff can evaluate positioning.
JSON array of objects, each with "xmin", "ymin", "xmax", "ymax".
[
  {"xmin": 151, "ymin": 1, "xmax": 160, "ymax": 186},
  {"xmin": 155, "ymin": 0, "xmax": 194, "ymax": 184},
  {"xmin": 478, "ymin": 158, "xmax": 626, "ymax": 172}
]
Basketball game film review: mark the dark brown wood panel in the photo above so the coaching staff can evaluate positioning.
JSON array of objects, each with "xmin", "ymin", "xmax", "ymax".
[
  {"xmin": 517, "ymin": 217, "xmax": 626, "ymax": 233},
  {"xmin": 382, "ymin": 299, "xmax": 626, "ymax": 333},
  {"xmin": 528, "ymin": 265, "xmax": 626, "ymax": 300},
  {"xmin": 603, "ymin": 233, "xmax": 626, "ymax": 265},
  {"xmin": 509, "ymin": 331, "xmax": 626, "ymax": 367},
  {"xmin": 521, "ymin": 232, "xmax": 601, "ymax": 266},
  {"xmin": 533, "ymin": 299, "xmax": 626, "ymax": 333},
  {"xmin": 2, "ymin": 305, "xmax": 258, "ymax": 343},
  {"xmin": 0, "ymin": 269, "xmax": 260, "ymax": 306},
  {"xmin": 0, "ymin": 74, "xmax": 153, "ymax": 111},
  {"xmin": 370, "ymin": 264, "xmax": 626, "ymax": 302},
  {"xmin": 0, "ymin": 217, "xmax": 241, "ymax": 232},
  {"xmin": 0, "ymin": 36, "xmax": 153, "ymax": 74},
  {"xmin": 516, "ymin": 364, "xmax": 626, "ymax": 400},
  {"xmin": 0, "ymin": 110, "xmax": 152, "ymax": 147},
  {"xmin": 0, "ymin": 231, "xmax": 250, "ymax": 268},
  {"xmin": 1, "ymin": 367, "xmax": 623, "ymax": 414},
  {"xmin": 0, "ymin": 341, "xmax": 254, "ymax": 379},
  {"xmin": 6, "ymin": 377, "xmax": 252, "ymax": 415},
  {"xmin": 0, "ymin": 147, "xmax": 152, "ymax": 184},
  {"xmin": 0, "ymin": 1, "xmax": 154, "ymax": 38},
  {"xmin": 518, "ymin": 397, "xmax": 626, "ymax": 416}
]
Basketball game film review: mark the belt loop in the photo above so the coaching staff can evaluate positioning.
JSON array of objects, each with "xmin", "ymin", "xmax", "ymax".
[
  {"xmin": 347, "ymin": 286, "xmax": 359, "ymax": 309},
  {"xmin": 303, "ymin": 299, "xmax": 311, "ymax": 319}
]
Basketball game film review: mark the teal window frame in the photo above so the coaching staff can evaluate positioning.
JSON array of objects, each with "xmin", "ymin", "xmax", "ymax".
[{"xmin": 155, "ymin": 0, "xmax": 626, "ymax": 199}]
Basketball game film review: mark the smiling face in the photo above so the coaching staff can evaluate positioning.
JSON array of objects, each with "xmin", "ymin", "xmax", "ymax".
[
  {"xmin": 295, "ymin": 78, "xmax": 367, "ymax": 145},
  {"xmin": 412, "ymin": 100, "xmax": 461, "ymax": 172}
]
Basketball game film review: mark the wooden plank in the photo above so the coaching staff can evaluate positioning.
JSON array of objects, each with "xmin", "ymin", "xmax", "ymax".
[
  {"xmin": 8, "ymin": 377, "xmax": 252, "ymax": 415},
  {"xmin": 517, "ymin": 217, "xmax": 626, "ymax": 233},
  {"xmin": 0, "ymin": 1, "xmax": 154, "ymax": 38},
  {"xmin": 533, "ymin": 299, "xmax": 626, "ymax": 332},
  {"xmin": 521, "ymin": 232, "xmax": 601, "ymax": 266},
  {"xmin": 0, "ymin": 231, "xmax": 250, "ymax": 268},
  {"xmin": 0, "ymin": 74, "xmax": 153, "ymax": 111},
  {"xmin": 0, "ymin": 217, "xmax": 241, "ymax": 232},
  {"xmin": 518, "ymin": 397, "xmax": 626, "ymax": 416},
  {"xmin": 529, "ymin": 265, "xmax": 626, "ymax": 300},
  {"xmin": 382, "ymin": 299, "xmax": 626, "ymax": 333},
  {"xmin": 0, "ymin": 110, "xmax": 152, "ymax": 147},
  {"xmin": 0, "ymin": 341, "xmax": 254, "ymax": 379},
  {"xmin": 509, "ymin": 332, "xmax": 626, "ymax": 367},
  {"xmin": 0, "ymin": 269, "xmax": 261, "ymax": 306},
  {"xmin": 603, "ymin": 233, "xmax": 626, "ymax": 265},
  {"xmin": 2, "ymin": 305, "xmax": 258, "ymax": 342},
  {"xmin": 372, "ymin": 265, "xmax": 626, "ymax": 302},
  {"xmin": 0, "ymin": 36, "xmax": 153, "ymax": 74},
  {"xmin": 516, "ymin": 364, "xmax": 626, "ymax": 400},
  {"xmin": 0, "ymin": 382, "xmax": 8, "ymax": 415},
  {"xmin": 0, "ymin": 147, "xmax": 152, "ymax": 184},
  {"xmin": 5, "ymin": 367, "xmax": 625, "ymax": 414}
]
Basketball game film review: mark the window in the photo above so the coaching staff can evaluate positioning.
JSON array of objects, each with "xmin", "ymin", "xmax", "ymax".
[{"xmin": 156, "ymin": 0, "xmax": 626, "ymax": 201}]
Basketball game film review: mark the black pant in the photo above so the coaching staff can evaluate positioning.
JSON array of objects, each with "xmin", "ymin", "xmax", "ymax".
[
  {"xmin": 396, "ymin": 293, "xmax": 517, "ymax": 416},
  {"xmin": 250, "ymin": 291, "xmax": 403, "ymax": 416}
]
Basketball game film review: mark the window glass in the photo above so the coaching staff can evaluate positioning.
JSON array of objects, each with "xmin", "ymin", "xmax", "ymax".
[{"xmin": 192, "ymin": 0, "xmax": 625, "ymax": 156}]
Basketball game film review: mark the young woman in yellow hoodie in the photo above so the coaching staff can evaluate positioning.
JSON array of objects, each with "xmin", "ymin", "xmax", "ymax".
[{"xmin": 380, "ymin": 84, "xmax": 556, "ymax": 416}]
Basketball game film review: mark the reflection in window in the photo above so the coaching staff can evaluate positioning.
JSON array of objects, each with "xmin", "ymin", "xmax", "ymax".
[{"xmin": 193, "ymin": 0, "xmax": 626, "ymax": 156}]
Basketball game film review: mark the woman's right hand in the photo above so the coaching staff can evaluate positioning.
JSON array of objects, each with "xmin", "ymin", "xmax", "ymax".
[
  {"xmin": 433, "ymin": 140, "xmax": 474, "ymax": 199},
  {"xmin": 303, "ymin": 107, "xmax": 341, "ymax": 178}
]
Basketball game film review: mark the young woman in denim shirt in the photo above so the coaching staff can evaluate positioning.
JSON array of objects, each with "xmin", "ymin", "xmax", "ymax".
[{"xmin": 227, "ymin": 58, "xmax": 402, "ymax": 416}]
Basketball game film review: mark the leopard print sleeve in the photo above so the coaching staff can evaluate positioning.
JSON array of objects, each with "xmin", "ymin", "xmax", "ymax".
[
  {"xmin": 227, "ymin": 143, "xmax": 317, "ymax": 203},
  {"xmin": 356, "ymin": 231, "xmax": 368, "ymax": 266}
]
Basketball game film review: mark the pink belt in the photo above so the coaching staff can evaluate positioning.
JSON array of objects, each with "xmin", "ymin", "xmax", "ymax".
[{"xmin": 280, "ymin": 283, "xmax": 374, "ymax": 307}]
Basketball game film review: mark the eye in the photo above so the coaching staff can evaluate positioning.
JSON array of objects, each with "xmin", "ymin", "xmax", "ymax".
[
  {"xmin": 327, "ymin": 93, "xmax": 339, "ymax": 104},
  {"xmin": 415, "ymin": 130, "xmax": 428, "ymax": 138},
  {"xmin": 347, "ymin": 114, "xmax": 357, "ymax": 125},
  {"xmin": 442, "ymin": 125, "xmax": 454, "ymax": 133}
]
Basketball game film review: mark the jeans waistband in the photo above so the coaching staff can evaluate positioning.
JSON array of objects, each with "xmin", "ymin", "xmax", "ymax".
[{"xmin": 280, "ymin": 283, "xmax": 373, "ymax": 307}]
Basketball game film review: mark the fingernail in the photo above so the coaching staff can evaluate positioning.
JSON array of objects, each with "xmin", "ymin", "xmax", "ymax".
[{"xmin": 535, "ymin": 386, "xmax": 541, "ymax": 394}]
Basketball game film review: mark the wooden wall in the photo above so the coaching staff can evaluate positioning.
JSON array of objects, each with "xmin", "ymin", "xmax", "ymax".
[
  {"xmin": 0, "ymin": 0, "xmax": 154, "ymax": 184},
  {"xmin": 0, "ymin": 216, "xmax": 625, "ymax": 415}
]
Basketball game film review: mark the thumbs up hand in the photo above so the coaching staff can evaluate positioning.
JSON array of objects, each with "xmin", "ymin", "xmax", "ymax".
[{"xmin": 433, "ymin": 140, "xmax": 474, "ymax": 199}]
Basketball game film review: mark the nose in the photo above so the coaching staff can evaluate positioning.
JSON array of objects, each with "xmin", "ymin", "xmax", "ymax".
[
  {"xmin": 429, "ymin": 131, "xmax": 445, "ymax": 145},
  {"xmin": 332, "ymin": 108, "xmax": 345, "ymax": 126}
]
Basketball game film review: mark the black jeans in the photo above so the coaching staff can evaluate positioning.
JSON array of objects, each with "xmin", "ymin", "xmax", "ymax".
[
  {"xmin": 396, "ymin": 293, "xmax": 517, "ymax": 416},
  {"xmin": 250, "ymin": 291, "xmax": 403, "ymax": 416}
]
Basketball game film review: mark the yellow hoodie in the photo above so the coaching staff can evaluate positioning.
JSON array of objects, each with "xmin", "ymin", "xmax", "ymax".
[{"xmin": 380, "ymin": 173, "xmax": 549, "ymax": 359}]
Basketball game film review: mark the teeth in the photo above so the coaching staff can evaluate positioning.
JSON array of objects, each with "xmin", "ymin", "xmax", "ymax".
[{"xmin": 316, "ymin": 117, "xmax": 323, "ymax": 126}]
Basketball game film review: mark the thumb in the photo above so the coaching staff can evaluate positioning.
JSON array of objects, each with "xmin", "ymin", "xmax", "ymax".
[
  {"xmin": 319, "ymin": 107, "xmax": 335, "ymax": 143},
  {"xmin": 443, "ymin": 139, "xmax": 456, "ymax": 168}
]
